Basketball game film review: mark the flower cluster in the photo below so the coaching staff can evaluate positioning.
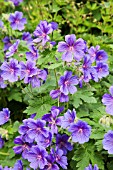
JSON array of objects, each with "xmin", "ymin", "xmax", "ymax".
[
  {"xmin": 12, "ymin": 106, "xmax": 91, "ymax": 169},
  {"xmin": 58, "ymin": 34, "xmax": 109, "ymax": 87},
  {"xmin": 0, "ymin": 15, "xmax": 59, "ymax": 89},
  {"xmin": 0, "ymin": 2, "xmax": 110, "ymax": 168}
]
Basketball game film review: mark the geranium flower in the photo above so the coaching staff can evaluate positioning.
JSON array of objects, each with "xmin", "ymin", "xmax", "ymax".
[
  {"xmin": 26, "ymin": 45, "xmax": 39, "ymax": 61},
  {"xmin": 33, "ymin": 20, "xmax": 53, "ymax": 46},
  {"xmin": 61, "ymin": 109, "xmax": 76, "ymax": 129},
  {"xmin": 9, "ymin": 11, "xmax": 27, "ymax": 31},
  {"xmin": 58, "ymin": 34, "xmax": 86, "ymax": 62},
  {"xmin": 0, "ymin": 58, "xmax": 20, "ymax": 82},
  {"xmin": 5, "ymin": 40, "xmax": 20, "ymax": 58},
  {"xmin": 0, "ymin": 108, "xmax": 10, "ymax": 125},
  {"xmin": 68, "ymin": 120, "xmax": 91, "ymax": 144},
  {"xmin": 26, "ymin": 146, "xmax": 48, "ymax": 169},
  {"xmin": 95, "ymin": 62, "xmax": 109, "ymax": 79},
  {"xmin": 102, "ymin": 86, "xmax": 113, "ymax": 115},
  {"xmin": 103, "ymin": 130, "xmax": 113, "ymax": 154},
  {"xmin": 19, "ymin": 60, "xmax": 37, "ymax": 84},
  {"xmin": 58, "ymin": 71, "xmax": 78, "ymax": 95},
  {"xmin": 56, "ymin": 134, "xmax": 73, "ymax": 155}
]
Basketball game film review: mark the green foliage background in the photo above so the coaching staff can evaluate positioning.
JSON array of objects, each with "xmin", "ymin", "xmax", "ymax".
[{"xmin": 0, "ymin": 0, "xmax": 113, "ymax": 169}]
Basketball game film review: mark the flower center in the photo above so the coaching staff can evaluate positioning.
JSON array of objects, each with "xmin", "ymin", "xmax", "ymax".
[
  {"xmin": 42, "ymin": 33, "xmax": 46, "ymax": 37},
  {"xmin": 47, "ymin": 163, "xmax": 52, "ymax": 169},
  {"xmin": 10, "ymin": 68, "xmax": 14, "ymax": 74},
  {"xmin": 83, "ymin": 64, "xmax": 88, "ymax": 69},
  {"xmin": 15, "ymin": 19, "xmax": 20, "ymax": 24},
  {"xmin": 26, "ymin": 69, "xmax": 30, "ymax": 74},
  {"xmin": 45, "ymin": 139, "xmax": 50, "ymax": 144},
  {"xmin": 23, "ymin": 144, "xmax": 28, "ymax": 151},
  {"xmin": 98, "ymin": 55, "xmax": 102, "ymax": 60},
  {"xmin": 36, "ymin": 127, "xmax": 41, "ymax": 132},
  {"xmin": 99, "ymin": 68, "xmax": 102, "ymax": 72},
  {"xmin": 33, "ymin": 52, "xmax": 36, "ymax": 56},
  {"xmin": 65, "ymin": 80, "xmax": 70, "ymax": 86},
  {"xmin": 78, "ymin": 128, "xmax": 83, "ymax": 133},
  {"xmin": 56, "ymin": 155, "xmax": 60, "ymax": 161},
  {"xmin": 69, "ymin": 46, "xmax": 73, "ymax": 51},
  {"xmin": 37, "ymin": 154, "xmax": 42, "ymax": 160}
]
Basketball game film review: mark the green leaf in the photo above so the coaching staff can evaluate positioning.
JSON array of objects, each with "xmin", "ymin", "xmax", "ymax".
[
  {"xmin": 8, "ymin": 89, "xmax": 22, "ymax": 102},
  {"xmin": 47, "ymin": 62, "xmax": 63, "ymax": 69}
]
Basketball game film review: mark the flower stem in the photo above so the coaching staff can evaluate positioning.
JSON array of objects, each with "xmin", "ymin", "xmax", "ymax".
[
  {"xmin": 54, "ymin": 69, "xmax": 58, "ymax": 88},
  {"xmin": 0, "ymin": 152, "xmax": 9, "ymax": 156}
]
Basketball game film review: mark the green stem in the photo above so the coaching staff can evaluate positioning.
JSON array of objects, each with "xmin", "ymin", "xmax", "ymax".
[
  {"xmin": 58, "ymin": 97, "xmax": 59, "ymax": 107},
  {"xmin": 54, "ymin": 69, "xmax": 58, "ymax": 88},
  {"xmin": 0, "ymin": 152, "xmax": 9, "ymax": 156},
  {"xmin": 22, "ymin": 87, "xmax": 32, "ymax": 98},
  {"xmin": 66, "ymin": 102, "xmax": 69, "ymax": 110}
]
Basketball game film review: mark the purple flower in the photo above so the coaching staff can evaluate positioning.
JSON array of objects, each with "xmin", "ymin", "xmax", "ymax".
[
  {"xmin": 96, "ymin": 50, "xmax": 108, "ymax": 63},
  {"xmin": 58, "ymin": 34, "xmax": 86, "ymax": 62},
  {"xmin": 68, "ymin": 120, "xmax": 91, "ymax": 144},
  {"xmin": 0, "ymin": 58, "xmax": 20, "ymax": 82},
  {"xmin": 0, "ymin": 166, "xmax": 12, "ymax": 170},
  {"xmin": 61, "ymin": 109, "xmax": 76, "ymax": 129},
  {"xmin": 13, "ymin": 135, "xmax": 32, "ymax": 159},
  {"xmin": 51, "ymin": 148, "xmax": 68, "ymax": 169},
  {"xmin": 42, "ymin": 106, "xmax": 63, "ymax": 134},
  {"xmin": 28, "ymin": 69, "xmax": 47, "ymax": 88},
  {"xmin": 95, "ymin": 62, "xmax": 109, "ymax": 79},
  {"xmin": 26, "ymin": 145, "xmax": 48, "ymax": 169},
  {"xmin": 26, "ymin": 45, "xmax": 39, "ymax": 60},
  {"xmin": 9, "ymin": 11, "xmax": 27, "ymax": 31},
  {"xmin": 56, "ymin": 134, "xmax": 73, "ymax": 155},
  {"xmin": 10, "ymin": 0, "xmax": 23, "ymax": 6},
  {"xmin": 102, "ymin": 86, "xmax": 113, "ymax": 115},
  {"xmin": 85, "ymin": 164, "xmax": 99, "ymax": 170},
  {"xmin": 42, "ymin": 153, "xmax": 59, "ymax": 170},
  {"xmin": 2, "ymin": 36, "xmax": 12, "ymax": 52},
  {"xmin": 82, "ymin": 55, "xmax": 92, "ymax": 74},
  {"xmin": 19, "ymin": 118, "xmax": 34, "ymax": 143},
  {"xmin": 13, "ymin": 160, "xmax": 23, "ymax": 170},
  {"xmin": 88, "ymin": 45, "xmax": 100, "ymax": 62},
  {"xmin": 5, "ymin": 40, "xmax": 20, "ymax": 58},
  {"xmin": 58, "ymin": 71, "xmax": 78, "ymax": 95},
  {"xmin": 50, "ymin": 89, "xmax": 69, "ymax": 103},
  {"xmin": 0, "ymin": 108, "xmax": 10, "ymax": 125},
  {"xmin": 103, "ymin": 130, "xmax": 113, "ymax": 154},
  {"xmin": 0, "ymin": 135, "xmax": 4, "ymax": 149},
  {"xmin": 50, "ymin": 22, "xmax": 58, "ymax": 30},
  {"xmin": 19, "ymin": 60, "xmax": 37, "ymax": 84},
  {"xmin": 36, "ymin": 132, "xmax": 52, "ymax": 148},
  {"xmin": 33, "ymin": 20, "xmax": 53, "ymax": 46},
  {"xmin": 0, "ymin": 20, "xmax": 4, "ymax": 28},
  {"xmin": 22, "ymin": 32, "xmax": 33, "ymax": 44},
  {"xmin": 0, "ymin": 74, "xmax": 7, "ymax": 88},
  {"xmin": 27, "ymin": 119, "xmax": 49, "ymax": 142}
]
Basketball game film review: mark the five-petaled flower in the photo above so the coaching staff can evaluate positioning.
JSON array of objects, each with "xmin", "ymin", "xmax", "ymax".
[
  {"xmin": 58, "ymin": 34, "xmax": 86, "ymax": 62},
  {"xmin": 58, "ymin": 71, "xmax": 78, "ymax": 95},
  {"xmin": 9, "ymin": 11, "xmax": 27, "ymax": 31}
]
